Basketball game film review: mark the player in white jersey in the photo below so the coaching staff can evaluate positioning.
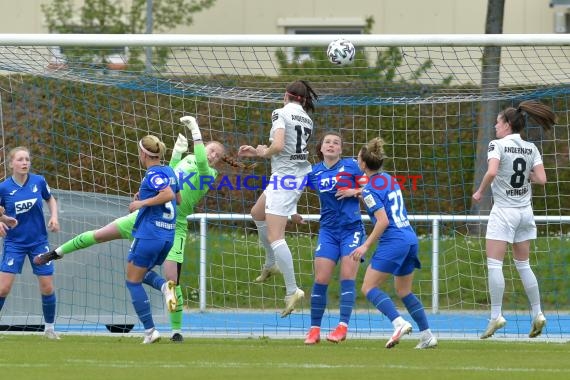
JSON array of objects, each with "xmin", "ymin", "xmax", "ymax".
[
  {"xmin": 472, "ymin": 100, "xmax": 555, "ymax": 339},
  {"xmin": 238, "ymin": 80, "xmax": 318, "ymax": 317}
]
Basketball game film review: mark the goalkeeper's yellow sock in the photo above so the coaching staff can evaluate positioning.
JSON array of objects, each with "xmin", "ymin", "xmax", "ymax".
[
  {"xmin": 170, "ymin": 285, "xmax": 183, "ymax": 331},
  {"xmin": 60, "ymin": 230, "xmax": 98, "ymax": 255}
]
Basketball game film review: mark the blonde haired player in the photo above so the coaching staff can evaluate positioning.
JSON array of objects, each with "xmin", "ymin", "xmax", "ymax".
[
  {"xmin": 35, "ymin": 117, "xmax": 230, "ymax": 342},
  {"xmin": 238, "ymin": 79, "xmax": 319, "ymax": 317},
  {"xmin": 0, "ymin": 147, "xmax": 60, "ymax": 339},
  {"xmin": 473, "ymin": 100, "xmax": 555, "ymax": 339}
]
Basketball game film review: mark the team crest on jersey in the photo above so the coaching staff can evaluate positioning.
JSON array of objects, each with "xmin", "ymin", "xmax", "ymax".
[
  {"xmin": 149, "ymin": 173, "xmax": 169, "ymax": 190},
  {"xmin": 15, "ymin": 198, "xmax": 37, "ymax": 214},
  {"xmin": 363, "ymin": 194, "xmax": 376, "ymax": 208},
  {"xmin": 488, "ymin": 143, "xmax": 495, "ymax": 152},
  {"xmin": 272, "ymin": 111, "xmax": 279, "ymax": 122}
]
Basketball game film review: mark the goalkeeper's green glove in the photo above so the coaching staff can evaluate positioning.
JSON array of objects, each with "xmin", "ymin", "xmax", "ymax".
[
  {"xmin": 171, "ymin": 133, "xmax": 188, "ymax": 160},
  {"xmin": 180, "ymin": 115, "xmax": 202, "ymax": 141}
]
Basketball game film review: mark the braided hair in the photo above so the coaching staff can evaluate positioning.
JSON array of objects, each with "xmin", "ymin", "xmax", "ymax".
[
  {"xmin": 221, "ymin": 155, "xmax": 257, "ymax": 170},
  {"xmin": 204, "ymin": 141, "xmax": 256, "ymax": 170}
]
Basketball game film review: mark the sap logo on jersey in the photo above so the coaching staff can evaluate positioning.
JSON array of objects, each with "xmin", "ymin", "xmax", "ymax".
[
  {"xmin": 15, "ymin": 198, "xmax": 37, "ymax": 214},
  {"xmin": 319, "ymin": 177, "xmax": 337, "ymax": 192}
]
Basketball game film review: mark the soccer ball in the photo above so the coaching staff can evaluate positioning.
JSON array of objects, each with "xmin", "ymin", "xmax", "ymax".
[{"xmin": 327, "ymin": 38, "xmax": 355, "ymax": 66}]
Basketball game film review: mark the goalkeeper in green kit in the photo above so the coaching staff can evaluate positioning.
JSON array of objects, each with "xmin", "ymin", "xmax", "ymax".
[{"xmin": 35, "ymin": 115, "xmax": 229, "ymax": 342}]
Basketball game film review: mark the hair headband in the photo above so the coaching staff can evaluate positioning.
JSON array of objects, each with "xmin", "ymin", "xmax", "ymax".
[
  {"xmin": 286, "ymin": 92, "xmax": 303, "ymax": 101},
  {"xmin": 139, "ymin": 139, "xmax": 160, "ymax": 158}
]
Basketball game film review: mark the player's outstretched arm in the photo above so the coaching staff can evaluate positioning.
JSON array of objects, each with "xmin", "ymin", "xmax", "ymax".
[
  {"xmin": 170, "ymin": 133, "xmax": 188, "ymax": 166},
  {"xmin": 180, "ymin": 115, "xmax": 202, "ymax": 142}
]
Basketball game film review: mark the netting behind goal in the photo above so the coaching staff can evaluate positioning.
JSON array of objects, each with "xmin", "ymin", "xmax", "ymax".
[{"xmin": 0, "ymin": 35, "xmax": 569, "ymax": 338}]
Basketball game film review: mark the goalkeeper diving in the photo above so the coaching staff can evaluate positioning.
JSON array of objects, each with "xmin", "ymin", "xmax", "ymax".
[{"xmin": 35, "ymin": 116, "xmax": 227, "ymax": 342}]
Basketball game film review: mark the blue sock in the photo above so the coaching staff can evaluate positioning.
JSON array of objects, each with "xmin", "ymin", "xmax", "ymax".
[
  {"xmin": 339, "ymin": 279, "xmax": 356, "ymax": 325},
  {"xmin": 41, "ymin": 293, "xmax": 56, "ymax": 324},
  {"xmin": 366, "ymin": 288, "xmax": 400, "ymax": 321},
  {"xmin": 126, "ymin": 280, "xmax": 154, "ymax": 329},
  {"xmin": 143, "ymin": 270, "xmax": 166, "ymax": 291},
  {"xmin": 402, "ymin": 293, "xmax": 429, "ymax": 331},
  {"xmin": 310, "ymin": 283, "xmax": 328, "ymax": 327},
  {"xmin": 0, "ymin": 296, "xmax": 5, "ymax": 311}
]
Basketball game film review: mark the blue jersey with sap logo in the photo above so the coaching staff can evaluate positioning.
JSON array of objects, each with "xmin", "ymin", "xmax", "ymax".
[
  {"xmin": 361, "ymin": 172, "xmax": 417, "ymax": 245},
  {"xmin": 309, "ymin": 158, "xmax": 363, "ymax": 229},
  {"xmin": 0, "ymin": 174, "xmax": 52, "ymax": 247},
  {"xmin": 133, "ymin": 165, "xmax": 179, "ymax": 240}
]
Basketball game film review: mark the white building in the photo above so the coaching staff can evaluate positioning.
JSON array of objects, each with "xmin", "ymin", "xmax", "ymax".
[{"xmin": 0, "ymin": 0, "xmax": 568, "ymax": 35}]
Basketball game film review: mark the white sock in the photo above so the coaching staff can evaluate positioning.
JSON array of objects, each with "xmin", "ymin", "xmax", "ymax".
[
  {"xmin": 487, "ymin": 258, "xmax": 505, "ymax": 319},
  {"xmin": 44, "ymin": 322, "xmax": 55, "ymax": 331},
  {"xmin": 254, "ymin": 220, "xmax": 275, "ymax": 269},
  {"xmin": 392, "ymin": 316, "xmax": 405, "ymax": 328},
  {"xmin": 514, "ymin": 258, "xmax": 542, "ymax": 317},
  {"xmin": 271, "ymin": 239, "xmax": 297, "ymax": 294}
]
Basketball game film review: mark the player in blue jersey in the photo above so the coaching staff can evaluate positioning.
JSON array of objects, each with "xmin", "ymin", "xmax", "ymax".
[
  {"xmin": 295, "ymin": 132, "xmax": 366, "ymax": 345},
  {"xmin": 0, "ymin": 146, "xmax": 61, "ymax": 339},
  {"xmin": 35, "ymin": 119, "xmax": 252, "ymax": 342},
  {"xmin": 349, "ymin": 137, "xmax": 437, "ymax": 349},
  {"xmin": 127, "ymin": 135, "xmax": 180, "ymax": 344},
  {"xmin": 0, "ymin": 206, "xmax": 18, "ymax": 236}
]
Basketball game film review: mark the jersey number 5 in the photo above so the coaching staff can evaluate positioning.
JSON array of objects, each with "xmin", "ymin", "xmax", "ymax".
[{"xmin": 163, "ymin": 201, "xmax": 175, "ymax": 221}]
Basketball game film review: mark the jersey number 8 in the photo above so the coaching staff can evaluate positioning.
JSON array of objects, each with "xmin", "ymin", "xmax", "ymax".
[{"xmin": 510, "ymin": 157, "xmax": 526, "ymax": 188}]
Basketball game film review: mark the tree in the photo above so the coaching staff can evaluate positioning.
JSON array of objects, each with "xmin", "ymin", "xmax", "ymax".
[
  {"xmin": 42, "ymin": 0, "xmax": 216, "ymax": 69},
  {"xmin": 470, "ymin": 0, "xmax": 505, "ymax": 232}
]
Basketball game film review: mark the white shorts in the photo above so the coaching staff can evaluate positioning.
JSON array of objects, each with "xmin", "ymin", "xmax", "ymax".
[
  {"xmin": 486, "ymin": 205, "xmax": 536, "ymax": 243},
  {"xmin": 263, "ymin": 174, "xmax": 304, "ymax": 217}
]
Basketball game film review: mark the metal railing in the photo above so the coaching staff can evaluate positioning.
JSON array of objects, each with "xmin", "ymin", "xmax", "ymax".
[{"xmin": 187, "ymin": 213, "xmax": 570, "ymax": 313}]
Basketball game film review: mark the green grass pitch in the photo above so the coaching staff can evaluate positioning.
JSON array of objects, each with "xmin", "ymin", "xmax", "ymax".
[{"xmin": 1, "ymin": 335, "xmax": 568, "ymax": 380}]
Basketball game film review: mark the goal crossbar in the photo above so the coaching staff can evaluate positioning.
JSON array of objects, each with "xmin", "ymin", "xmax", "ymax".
[{"xmin": 2, "ymin": 33, "xmax": 570, "ymax": 47}]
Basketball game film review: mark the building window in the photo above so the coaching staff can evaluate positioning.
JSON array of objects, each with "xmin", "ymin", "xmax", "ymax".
[{"xmin": 278, "ymin": 18, "xmax": 365, "ymax": 63}]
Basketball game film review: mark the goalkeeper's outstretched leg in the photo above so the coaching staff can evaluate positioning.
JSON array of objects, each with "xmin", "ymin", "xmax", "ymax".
[{"xmin": 33, "ymin": 213, "xmax": 136, "ymax": 266}]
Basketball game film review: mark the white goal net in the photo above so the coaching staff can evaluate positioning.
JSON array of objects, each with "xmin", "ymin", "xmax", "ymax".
[{"xmin": 0, "ymin": 34, "xmax": 569, "ymax": 339}]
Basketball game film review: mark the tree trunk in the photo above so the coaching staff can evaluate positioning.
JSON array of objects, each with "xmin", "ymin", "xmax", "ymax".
[{"xmin": 469, "ymin": 0, "xmax": 505, "ymax": 235}]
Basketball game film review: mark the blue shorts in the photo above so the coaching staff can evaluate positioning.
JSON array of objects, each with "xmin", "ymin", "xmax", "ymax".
[
  {"xmin": 127, "ymin": 238, "xmax": 173, "ymax": 270},
  {"xmin": 369, "ymin": 242, "xmax": 421, "ymax": 276},
  {"xmin": 1, "ymin": 241, "xmax": 53, "ymax": 276},
  {"xmin": 315, "ymin": 224, "xmax": 366, "ymax": 263}
]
